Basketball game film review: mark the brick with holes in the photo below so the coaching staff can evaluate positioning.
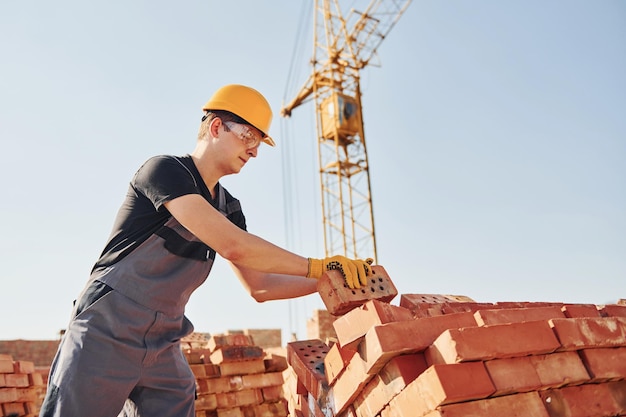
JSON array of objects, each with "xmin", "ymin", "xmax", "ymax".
[
  {"xmin": 317, "ymin": 266, "xmax": 398, "ymax": 316},
  {"xmin": 286, "ymin": 340, "xmax": 330, "ymax": 400}
]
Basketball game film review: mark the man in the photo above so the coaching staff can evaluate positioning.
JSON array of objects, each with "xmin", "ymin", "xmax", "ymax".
[{"xmin": 39, "ymin": 84, "xmax": 373, "ymax": 417}]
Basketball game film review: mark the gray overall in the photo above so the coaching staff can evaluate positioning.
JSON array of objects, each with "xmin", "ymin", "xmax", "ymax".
[{"xmin": 40, "ymin": 185, "xmax": 234, "ymax": 417}]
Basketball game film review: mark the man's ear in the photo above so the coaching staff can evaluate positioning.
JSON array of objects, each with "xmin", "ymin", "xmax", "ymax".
[{"xmin": 209, "ymin": 117, "xmax": 222, "ymax": 138}]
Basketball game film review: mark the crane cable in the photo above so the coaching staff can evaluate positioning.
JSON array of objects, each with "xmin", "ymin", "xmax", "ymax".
[{"xmin": 280, "ymin": 0, "xmax": 316, "ymax": 341}]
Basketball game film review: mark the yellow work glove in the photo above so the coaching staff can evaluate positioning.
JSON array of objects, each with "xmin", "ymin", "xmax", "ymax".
[{"xmin": 307, "ymin": 256, "xmax": 374, "ymax": 289}]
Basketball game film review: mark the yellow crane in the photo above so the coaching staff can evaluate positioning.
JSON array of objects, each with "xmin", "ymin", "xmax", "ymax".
[{"xmin": 281, "ymin": 0, "xmax": 412, "ymax": 261}]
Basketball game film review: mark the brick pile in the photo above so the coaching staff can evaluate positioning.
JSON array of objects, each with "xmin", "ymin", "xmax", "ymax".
[
  {"xmin": 183, "ymin": 333, "xmax": 290, "ymax": 417},
  {"xmin": 285, "ymin": 269, "xmax": 626, "ymax": 417},
  {"xmin": 0, "ymin": 354, "xmax": 45, "ymax": 417}
]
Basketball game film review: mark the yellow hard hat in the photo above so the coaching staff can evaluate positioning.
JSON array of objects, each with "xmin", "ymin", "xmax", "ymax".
[{"xmin": 202, "ymin": 84, "xmax": 275, "ymax": 147}]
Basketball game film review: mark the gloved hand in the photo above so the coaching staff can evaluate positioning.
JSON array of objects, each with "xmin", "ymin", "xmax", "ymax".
[{"xmin": 307, "ymin": 256, "xmax": 374, "ymax": 289}]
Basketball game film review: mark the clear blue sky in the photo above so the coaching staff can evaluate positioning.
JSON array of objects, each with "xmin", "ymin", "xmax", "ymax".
[{"xmin": 1, "ymin": 1, "xmax": 624, "ymax": 342}]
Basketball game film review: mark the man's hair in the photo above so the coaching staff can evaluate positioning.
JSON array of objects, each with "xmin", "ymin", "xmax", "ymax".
[{"xmin": 197, "ymin": 110, "xmax": 251, "ymax": 141}]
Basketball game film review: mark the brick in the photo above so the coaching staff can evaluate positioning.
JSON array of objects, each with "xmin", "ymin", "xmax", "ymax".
[
  {"xmin": 191, "ymin": 363, "xmax": 208, "ymax": 378},
  {"xmin": 0, "ymin": 354, "xmax": 13, "ymax": 361},
  {"xmin": 286, "ymin": 340, "xmax": 329, "ymax": 400},
  {"xmin": 600, "ymin": 304, "xmax": 626, "ymax": 318},
  {"xmin": 0, "ymin": 387, "xmax": 18, "ymax": 403},
  {"xmin": 201, "ymin": 375, "xmax": 244, "ymax": 394},
  {"xmin": 28, "ymin": 371, "xmax": 44, "ymax": 387},
  {"xmin": 333, "ymin": 299, "xmax": 413, "ymax": 349},
  {"xmin": 195, "ymin": 393, "xmax": 217, "ymax": 410},
  {"xmin": 2, "ymin": 402, "xmax": 25, "ymax": 416},
  {"xmin": 421, "ymin": 392, "xmax": 550, "ymax": 417},
  {"xmin": 483, "ymin": 356, "xmax": 542, "ymax": 396},
  {"xmin": 0, "ymin": 360, "xmax": 14, "ymax": 373},
  {"xmin": 561, "ymin": 304, "xmax": 601, "ymax": 318},
  {"xmin": 241, "ymin": 372, "xmax": 283, "ymax": 390},
  {"xmin": 208, "ymin": 334, "xmax": 255, "ymax": 351},
  {"xmin": 429, "ymin": 320, "xmax": 561, "ymax": 364},
  {"xmin": 474, "ymin": 306, "xmax": 565, "ymax": 326},
  {"xmin": 549, "ymin": 317, "xmax": 626, "ymax": 349},
  {"xmin": 329, "ymin": 349, "xmax": 371, "ymax": 415},
  {"xmin": 12, "ymin": 360, "xmax": 35, "ymax": 374},
  {"xmin": 539, "ymin": 383, "xmax": 623, "ymax": 417},
  {"xmin": 14, "ymin": 387, "xmax": 38, "ymax": 402},
  {"xmin": 441, "ymin": 302, "xmax": 501, "ymax": 315},
  {"xmin": 263, "ymin": 353, "xmax": 288, "ymax": 372},
  {"xmin": 4, "ymin": 373, "xmax": 29, "ymax": 387},
  {"xmin": 323, "ymin": 343, "xmax": 356, "ymax": 386},
  {"xmin": 219, "ymin": 360, "xmax": 266, "ymax": 376},
  {"xmin": 217, "ymin": 407, "xmax": 243, "ymax": 417},
  {"xmin": 204, "ymin": 363, "xmax": 221, "ymax": 377},
  {"xmin": 529, "ymin": 351, "xmax": 590, "ymax": 387},
  {"xmin": 242, "ymin": 400, "xmax": 289, "ymax": 417},
  {"xmin": 606, "ymin": 380, "xmax": 626, "ymax": 413},
  {"xmin": 382, "ymin": 362, "xmax": 494, "ymax": 416},
  {"xmin": 317, "ymin": 266, "xmax": 398, "ymax": 316},
  {"xmin": 353, "ymin": 354, "xmax": 427, "ymax": 417},
  {"xmin": 360, "ymin": 312, "xmax": 476, "ymax": 374},
  {"xmin": 399, "ymin": 294, "xmax": 475, "ymax": 309},
  {"xmin": 210, "ymin": 346, "xmax": 265, "ymax": 364},
  {"xmin": 578, "ymin": 347, "xmax": 626, "ymax": 381},
  {"xmin": 261, "ymin": 385, "xmax": 284, "ymax": 402},
  {"xmin": 215, "ymin": 388, "xmax": 263, "ymax": 408}
]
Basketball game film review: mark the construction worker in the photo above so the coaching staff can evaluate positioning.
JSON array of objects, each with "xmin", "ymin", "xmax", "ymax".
[{"xmin": 38, "ymin": 84, "xmax": 373, "ymax": 417}]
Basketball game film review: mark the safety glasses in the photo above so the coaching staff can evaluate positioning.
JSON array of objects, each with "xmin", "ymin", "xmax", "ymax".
[{"xmin": 223, "ymin": 121, "xmax": 263, "ymax": 149}]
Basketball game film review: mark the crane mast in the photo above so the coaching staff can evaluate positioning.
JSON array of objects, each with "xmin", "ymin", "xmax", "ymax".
[{"xmin": 281, "ymin": 0, "xmax": 412, "ymax": 260}]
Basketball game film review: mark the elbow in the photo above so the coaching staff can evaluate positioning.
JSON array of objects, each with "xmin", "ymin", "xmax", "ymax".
[{"xmin": 249, "ymin": 289, "xmax": 271, "ymax": 303}]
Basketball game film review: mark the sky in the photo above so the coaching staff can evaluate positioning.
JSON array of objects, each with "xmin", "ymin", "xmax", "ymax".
[{"xmin": 1, "ymin": 1, "xmax": 624, "ymax": 343}]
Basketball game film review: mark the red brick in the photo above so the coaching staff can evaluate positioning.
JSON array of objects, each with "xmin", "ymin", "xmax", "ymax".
[
  {"xmin": 441, "ymin": 302, "xmax": 501, "ymax": 315},
  {"xmin": 398, "ymin": 294, "xmax": 475, "ymax": 317},
  {"xmin": 316, "ymin": 266, "xmax": 398, "ymax": 316},
  {"xmin": 421, "ymin": 392, "xmax": 551, "ymax": 417},
  {"xmin": 323, "ymin": 343, "xmax": 356, "ymax": 386},
  {"xmin": 261, "ymin": 385, "xmax": 284, "ymax": 402},
  {"xmin": 1, "ymin": 402, "xmax": 25, "ymax": 416},
  {"xmin": 353, "ymin": 354, "xmax": 427, "ymax": 417},
  {"xmin": 428, "ymin": 320, "xmax": 561, "ymax": 364},
  {"xmin": 264, "ymin": 353, "xmax": 288, "ymax": 372},
  {"xmin": 578, "ymin": 347, "xmax": 626, "ymax": 381},
  {"xmin": 329, "ymin": 349, "xmax": 371, "ymax": 415},
  {"xmin": 201, "ymin": 375, "xmax": 244, "ymax": 394},
  {"xmin": 0, "ymin": 387, "xmax": 18, "ymax": 403},
  {"xmin": 208, "ymin": 334, "xmax": 255, "ymax": 351},
  {"xmin": 241, "ymin": 372, "xmax": 283, "ymax": 390},
  {"xmin": 530, "ymin": 351, "xmax": 589, "ymax": 387},
  {"xmin": 243, "ymin": 400, "xmax": 289, "ymax": 417},
  {"xmin": 4, "ymin": 373, "xmax": 29, "ymax": 387},
  {"xmin": 600, "ymin": 304, "xmax": 626, "ymax": 318},
  {"xmin": 219, "ymin": 359, "xmax": 266, "ymax": 376},
  {"xmin": 12, "ymin": 360, "xmax": 35, "ymax": 374},
  {"xmin": 561, "ymin": 304, "xmax": 601, "ymax": 318},
  {"xmin": 454, "ymin": 352, "xmax": 585, "ymax": 400},
  {"xmin": 539, "ymin": 383, "xmax": 623, "ymax": 417},
  {"xmin": 215, "ymin": 388, "xmax": 263, "ymax": 408},
  {"xmin": 387, "ymin": 362, "xmax": 495, "ymax": 415},
  {"xmin": 474, "ymin": 306, "xmax": 565, "ymax": 326},
  {"xmin": 360, "ymin": 312, "xmax": 476, "ymax": 374},
  {"xmin": 606, "ymin": 380, "xmax": 626, "ymax": 413},
  {"xmin": 190, "ymin": 363, "xmax": 207, "ymax": 378},
  {"xmin": 217, "ymin": 407, "xmax": 244, "ymax": 417},
  {"xmin": 484, "ymin": 356, "xmax": 542, "ymax": 396},
  {"xmin": 286, "ymin": 340, "xmax": 329, "ymax": 400},
  {"xmin": 549, "ymin": 317, "xmax": 626, "ymax": 349},
  {"xmin": 209, "ymin": 346, "xmax": 265, "ymax": 364},
  {"xmin": 0, "ymin": 360, "xmax": 14, "ymax": 373},
  {"xmin": 333, "ymin": 299, "xmax": 413, "ymax": 349}
]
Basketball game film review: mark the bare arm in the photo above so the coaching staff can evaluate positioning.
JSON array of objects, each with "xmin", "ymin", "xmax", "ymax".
[
  {"xmin": 164, "ymin": 193, "xmax": 310, "ymax": 276},
  {"xmin": 229, "ymin": 262, "xmax": 318, "ymax": 302}
]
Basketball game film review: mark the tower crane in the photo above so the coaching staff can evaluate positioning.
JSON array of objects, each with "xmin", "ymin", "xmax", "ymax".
[{"xmin": 281, "ymin": 0, "xmax": 412, "ymax": 261}]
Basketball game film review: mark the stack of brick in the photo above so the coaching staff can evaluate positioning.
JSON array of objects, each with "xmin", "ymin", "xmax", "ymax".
[
  {"xmin": 285, "ymin": 268, "xmax": 626, "ymax": 416},
  {"xmin": 0, "ymin": 354, "xmax": 45, "ymax": 417},
  {"xmin": 183, "ymin": 333, "xmax": 289, "ymax": 417}
]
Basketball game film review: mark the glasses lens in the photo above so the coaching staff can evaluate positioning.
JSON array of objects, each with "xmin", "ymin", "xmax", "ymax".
[{"xmin": 225, "ymin": 121, "xmax": 262, "ymax": 149}]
